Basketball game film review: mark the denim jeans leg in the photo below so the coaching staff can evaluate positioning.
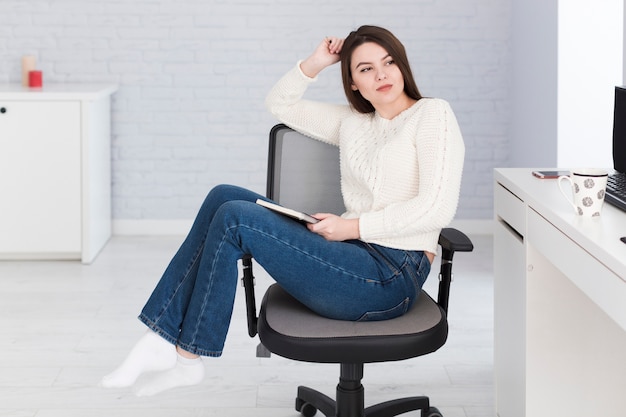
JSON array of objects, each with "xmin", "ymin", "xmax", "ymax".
[
  {"xmin": 139, "ymin": 185, "xmax": 431, "ymax": 358},
  {"xmin": 172, "ymin": 200, "xmax": 429, "ymax": 356},
  {"xmin": 138, "ymin": 185, "xmax": 265, "ymax": 348}
]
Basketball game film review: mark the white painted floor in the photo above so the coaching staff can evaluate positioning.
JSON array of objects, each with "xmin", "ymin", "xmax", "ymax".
[{"xmin": 0, "ymin": 234, "xmax": 494, "ymax": 417}]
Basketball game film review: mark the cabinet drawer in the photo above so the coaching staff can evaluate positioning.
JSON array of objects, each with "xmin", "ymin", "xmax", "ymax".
[
  {"xmin": 527, "ymin": 209, "xmax": 626, "ymax": 331},
  {"xmin": 495, "ymin": 182, "xmax": 526, "ymax": 238}
]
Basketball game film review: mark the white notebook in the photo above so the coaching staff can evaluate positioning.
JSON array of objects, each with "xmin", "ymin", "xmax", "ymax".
[{"xmin": 255, "ymin": 199, "xmax": 319, "ymax": 224}]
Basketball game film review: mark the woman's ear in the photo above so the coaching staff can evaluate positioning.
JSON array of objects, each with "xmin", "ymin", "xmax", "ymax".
[{"xmin": 351, "ymin": 83, "xmax": 358, "ymax": 91}]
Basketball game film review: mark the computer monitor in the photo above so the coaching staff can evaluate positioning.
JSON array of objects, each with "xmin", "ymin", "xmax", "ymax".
[{"xmin": 612, "ymin": 86, "xmax": 626, "ymax": 173}]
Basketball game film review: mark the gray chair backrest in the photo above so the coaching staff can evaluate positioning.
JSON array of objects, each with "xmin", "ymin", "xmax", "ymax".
[{"xmin": 267, "ymin": 124, "xmax": 345, "ymax": 216}]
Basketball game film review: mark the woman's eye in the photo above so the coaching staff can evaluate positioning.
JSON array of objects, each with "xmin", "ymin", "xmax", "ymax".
[
  {"xmin": 360, "ymin": 67, "xmax": 372, "ymax": 73},
  {"xmin": 385, "ymin": 59, "xmax": 395, "ymax": 66}
]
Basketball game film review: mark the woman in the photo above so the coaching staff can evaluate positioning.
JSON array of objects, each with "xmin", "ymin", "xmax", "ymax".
[{"xmin": 101, "ymin": 25, "xmax": 464, "ymax": 396}]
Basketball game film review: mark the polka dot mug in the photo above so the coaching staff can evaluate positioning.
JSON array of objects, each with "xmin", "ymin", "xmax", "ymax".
[{"xmin": 558, "ymin": 169, "xmax": 609, "ymax": 217}]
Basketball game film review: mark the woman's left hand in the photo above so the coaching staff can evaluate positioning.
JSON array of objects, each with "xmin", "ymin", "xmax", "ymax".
[{"xmin": 307, "ymin": 213, "xmax": 360, "ymax": 241}]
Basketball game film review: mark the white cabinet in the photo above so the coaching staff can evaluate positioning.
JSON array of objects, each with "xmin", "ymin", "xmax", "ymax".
[{"xmin": 0, "ymin": 85, "xmax": 117, "ymax": 263}]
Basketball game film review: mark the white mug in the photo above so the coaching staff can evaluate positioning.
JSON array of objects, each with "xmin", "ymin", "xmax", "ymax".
[{"xmin": 558, "ymin": 168, "xmax": 608, "ymax": 217}]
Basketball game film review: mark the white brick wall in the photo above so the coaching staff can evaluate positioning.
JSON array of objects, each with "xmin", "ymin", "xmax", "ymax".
[{"xmin": 0, "ymin": 0, "xmax": 511, "ymax": 225}]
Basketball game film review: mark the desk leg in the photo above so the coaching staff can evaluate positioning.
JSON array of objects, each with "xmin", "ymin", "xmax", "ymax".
[{"xmin": 494, "ymin": 222, "xmax": 526, "ymax": 417}]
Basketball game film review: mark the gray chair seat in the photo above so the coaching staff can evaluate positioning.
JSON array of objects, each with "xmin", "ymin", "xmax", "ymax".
[{"xmin": 258, "ymin": 284, "xmax": 447, "ymax": 364}]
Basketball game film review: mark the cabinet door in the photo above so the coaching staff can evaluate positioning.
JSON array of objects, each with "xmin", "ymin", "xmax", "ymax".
[{"xmin": 0, "ymin": 101, "xmax": 81, "ymax": 256}]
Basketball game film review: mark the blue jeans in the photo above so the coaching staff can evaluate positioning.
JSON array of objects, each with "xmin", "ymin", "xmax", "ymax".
[{"xmin": 139, "ymin": 185, "xmax": 431, "ymax": 357}]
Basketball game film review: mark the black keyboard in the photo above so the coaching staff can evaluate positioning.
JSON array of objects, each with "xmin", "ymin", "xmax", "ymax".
[{"xmin": 606, "ymin": 172, "xmax": 626, "ymax": 212}]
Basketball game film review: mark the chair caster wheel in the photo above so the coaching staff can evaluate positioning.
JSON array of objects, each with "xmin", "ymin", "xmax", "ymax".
[
  {"xmin": 425, "ymin": 406, "xmax": 443, "ymax": 417},
  {"xmin": 295, "ymin": 398, "xmax": 317, "ymax": 417}
]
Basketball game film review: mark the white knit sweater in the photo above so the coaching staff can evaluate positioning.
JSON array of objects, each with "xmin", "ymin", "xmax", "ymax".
[{"xmin": 265, "ymin": 63, "xmax": 465, "ymax": 254}]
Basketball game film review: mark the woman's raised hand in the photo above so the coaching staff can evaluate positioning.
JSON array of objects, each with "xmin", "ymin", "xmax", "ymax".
[{"xmin": 300, "ymin": 36, "xmax": 345, "ymax": 78}]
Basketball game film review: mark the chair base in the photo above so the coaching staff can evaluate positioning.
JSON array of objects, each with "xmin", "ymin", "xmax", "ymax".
[{"xmin": 293, "ymin": 364, "xmax": 443, "ymax": 417}]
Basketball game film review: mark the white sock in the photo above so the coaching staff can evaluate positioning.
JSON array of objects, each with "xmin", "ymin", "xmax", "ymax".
[
  {"xmin": 135, "ymin": 353, "xmax": 205, "ymax": 397},
  {"xmin": 100, "ymin": 331, "xmax": 177, "ymax": 388}
]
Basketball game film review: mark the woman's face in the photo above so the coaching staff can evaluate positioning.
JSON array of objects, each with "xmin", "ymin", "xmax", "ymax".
[{"xmin": 349, "ymin": 42, "xmax": 408, "ymax": 113}]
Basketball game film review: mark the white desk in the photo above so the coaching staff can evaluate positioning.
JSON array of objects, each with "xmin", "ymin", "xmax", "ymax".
[{"xmin": 494, "ymin": 168, "xmax": 626, "ymax": 417}]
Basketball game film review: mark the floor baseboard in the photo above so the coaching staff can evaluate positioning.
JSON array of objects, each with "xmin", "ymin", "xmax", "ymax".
[
  {"xmin": 449, "ymin": 219, "xmax": 494, "ymax": 235},
  {"xmin": 113, "ymin": 219, "xmax": 192, "ymax": 236}
]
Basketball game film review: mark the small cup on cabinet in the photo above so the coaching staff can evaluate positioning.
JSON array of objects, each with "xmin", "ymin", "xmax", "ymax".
[{"xmin": 28, "ymin": 70, "xmax": 43, "ymax": 88}]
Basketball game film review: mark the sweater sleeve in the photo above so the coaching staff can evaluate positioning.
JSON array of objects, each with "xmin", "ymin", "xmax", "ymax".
[
  {"xmin": 265, "ymin": 62, "xmax": 353, "ymax": 145},
  {"xmin": 358, "ymin": 100, "xmax": 465, "ymax": 242}
]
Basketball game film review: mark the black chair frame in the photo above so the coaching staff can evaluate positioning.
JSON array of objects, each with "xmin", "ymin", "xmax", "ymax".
[
  {"xmin": 242, "ymin": 228, "xmax": 472, "ymax": 417},
  {"xmin": 240, "ymin": 125, "xmax": 474, "ymax": 417}
]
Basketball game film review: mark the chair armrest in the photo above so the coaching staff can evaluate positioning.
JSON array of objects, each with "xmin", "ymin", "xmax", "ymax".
[
  {"xmin": 438, "ymin": 228, "xmax": 474, "ymax": 253},
  {"xmin": 241, "ymin": 255, "xmax": 258, "ymax": 337},
  {"xmin": 436, "ymin": 228, "xmax": 474, "ymax": 315}
]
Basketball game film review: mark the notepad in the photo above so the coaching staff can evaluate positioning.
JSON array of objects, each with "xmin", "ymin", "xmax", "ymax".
[{"xmin": 255, "ymin": 199, "xmax": 319, "ymax": 224}]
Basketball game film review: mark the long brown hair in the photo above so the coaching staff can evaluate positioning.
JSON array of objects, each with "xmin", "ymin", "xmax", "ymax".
[{"xmin": 340, "ymin": 25, "xmax": 422, "ymax": 114}]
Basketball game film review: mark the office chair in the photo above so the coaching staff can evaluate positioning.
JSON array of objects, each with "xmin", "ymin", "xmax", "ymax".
[{"xmin": 241, "ymin": 124, "xmax": 474, "ymax": 417}]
